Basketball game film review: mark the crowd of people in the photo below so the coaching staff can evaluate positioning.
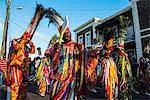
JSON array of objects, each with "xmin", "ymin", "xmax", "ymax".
[
  {"xmin": 130, "ymin": 51, "xmax": 150, "ymax": 95},
  {"xmin": 0, "ymin": 4, "xmax": 150, "ymax": 100},
  {"xmin": 0, "ymin": 33, "xmax": 150, "ymax": 100}
]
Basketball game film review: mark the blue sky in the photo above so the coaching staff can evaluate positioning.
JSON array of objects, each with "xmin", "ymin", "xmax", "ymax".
[{"xmin": 0, "ymin": 0, "xmax": 130, "ymax": 58}]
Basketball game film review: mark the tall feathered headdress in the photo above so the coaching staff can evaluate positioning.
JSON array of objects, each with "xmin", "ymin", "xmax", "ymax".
[
  {"xmin": 22, "ymin": 4, "xmax": 45, "ymax": 40},
  {"xmin": 45, "ymin": 7, "xmax": 70, "ymax": 43},
  {"xmin": 117, "ymin": 15, "xmax": 130, "ymax": 50},
  {"xmin": 102, "ymin": 27, "xmax": 116, "ymax": 50}
]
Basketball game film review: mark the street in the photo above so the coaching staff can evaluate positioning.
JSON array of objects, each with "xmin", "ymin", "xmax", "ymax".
[{"xmin": 1, "ymin": 83, "xmax": 150, "ymax": 100}]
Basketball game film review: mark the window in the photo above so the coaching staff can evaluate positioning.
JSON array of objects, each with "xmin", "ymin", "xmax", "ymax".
[
  {"xmin": 98, "ymin": 30, "xmax": 104, "ymax": 45},
  {"xmin": 113, "ymin": 26, "xmax": 118, "ymax": 41},
  {"xmin": 126, "ymin": 24, "xmax": 134, "ymax": 41},
  {"xmin": 78, "ymin": 35, "xmax": 83, "ymax": 44},
  {"xmin": 85, "ymin": 32, "xmax": 91, "ymax": 47}
]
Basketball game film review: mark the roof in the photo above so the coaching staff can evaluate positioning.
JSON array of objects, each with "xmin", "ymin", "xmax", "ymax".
[
  {"xmin": 73, "ymin": 17, "xmax": 102, "ymax": 32},
  {"xmin": 99, "ymin": 5, "xmax": 132, "ymax": 25},
  {"xmin": 74, "ymin": 6, "xmax": 131, "ymax": 32}
]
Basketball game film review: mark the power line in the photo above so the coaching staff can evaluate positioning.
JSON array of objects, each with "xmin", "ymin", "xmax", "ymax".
[
  {"xmin": 57, "ymin": 8, "xmax": 123, "ymax": 11},
  {"xmin": 10, "ymin": 19, "xmax": 49, "ymax": 42},
  {"xmin": 10, "ymin": 4, "xmax": 122, "ymax": 12},
  {"xmin": 10, "ymin": 16, "xmax": 57, "ymax": 34},
  {"xmin": 10, "ymin": 16, "xmax": 52, "ymax": 30},
  {"xmin": 10, "ymin": 19, "xmax": 26, "ymax": 30}
]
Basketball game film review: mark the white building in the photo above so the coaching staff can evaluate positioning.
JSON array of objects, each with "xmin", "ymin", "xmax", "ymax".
[{"xmin": 74, "ymin": 0, "xmax": 150, "ymax": 60}]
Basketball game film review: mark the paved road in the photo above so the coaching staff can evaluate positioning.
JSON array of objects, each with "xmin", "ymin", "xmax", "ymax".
[
  {"xmin": 1, "ymin": 84, "xmax": 150, "ymax": 100},
  {"xmin": 28, "ymin": 93, "xmax": 49, "ymax": 100},
  {"xmin": 26, "ymin": 91, "xmax": 150, "ymax": 100},
  {"xmin": 28, "ymin": 92, "xmax": 100, "ymax": 100}
]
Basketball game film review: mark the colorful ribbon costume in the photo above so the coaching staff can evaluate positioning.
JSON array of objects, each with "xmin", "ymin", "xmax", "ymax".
[
  {"xmin": 36, "ymin": 57, "xmax": 50, "ymax": 96},
  {"xmin": 44, "ymin": 8, "xmax": 84, "ymax": 99},
  {"xmin": 116, "ymin": 16, "xmax": 132, "ymax": 99},
  {"xmin": 48, "ymin": 40, "xmax": 82, "ymax": 100},
  {"xmin": 36, "ymin": 34, "xmax": 59, "ymax": 96},
  {"xmin": 85, "ymin": 48, "xmax": 98, "ymax": 90},
  {"xmin": 100, "ymin": 28, "xmax": 118, "ymax": 100},
  {"xmin": 8, "ymin": 5, "xmax": 44, "ymax": 100}
]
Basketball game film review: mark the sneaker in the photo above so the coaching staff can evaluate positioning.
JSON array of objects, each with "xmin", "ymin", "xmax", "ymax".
[
  {"xmin": 0, "ymin": 85, "xmax": 6, "ymax": 88},
  {"xmin": 134, "ymin": 90, "xmax": 140, "ymax": 94},
  {"xmin": 145, "ymin": 92, "xmax": 150, "ymax": 96},
  {"xmin": 40, "ymin": 93, "xmax": 45, "ymax": 97},
  {"xmin": 80, "ymin": 95, "xmax": 86, "ymax": 99},
  {"xmin": 92, "ymin": 89, "xmax": 97, "ymax": 93},
  {"xmin": 131, "ymin": 88, "xmax": 140, "ymax": 94}
]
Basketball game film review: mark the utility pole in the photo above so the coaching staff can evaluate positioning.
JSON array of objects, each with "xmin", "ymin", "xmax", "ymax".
[{"xmin": 1, "ymin": 0, "xmax": 11, "ymax": 59}]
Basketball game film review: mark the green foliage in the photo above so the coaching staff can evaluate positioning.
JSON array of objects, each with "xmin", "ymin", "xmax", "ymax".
[{"xmin": 119, "ymin": 15, "xmax": 130, "ymax": 31}]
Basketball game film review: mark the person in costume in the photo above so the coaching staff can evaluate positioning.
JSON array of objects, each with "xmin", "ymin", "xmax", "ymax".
[
  {"xmin": 35, "ymin": 34, "xmax": 59, "ymax": 97},
  {"xmin": 7, "ymin": 5, "xmax": 44, "ymax": 100},
  {"xmin": 99, "ymin": 27, "xmax": 118, "ymax": 100},
  {"xmin": 36, "ymin": 56, "xmax": 50, "ymax": 97},
  {"xmin": 116, "ymin": 16, "xmax": 133, "ymax": 99},
  {"xmin": 36, "ymin": 48, "xmax": 52, "ymax": 97},
  {"xmin": 137, "ymin": 49, "xmax": 150, "ymax": 95},
  {"xmin": 44, "ymin": 7, "xmax": 85, "ymax": 99},
  {"xmin": 8, "ymin": 36, "xmax": 35, "ymax": 100},
  {"xmin": 85, "ymin": 47, "xmax": 98, "ymax": 93},
  {"xmin": 47, "ymin": 17, "xmax": 83, "ymax": 99}
]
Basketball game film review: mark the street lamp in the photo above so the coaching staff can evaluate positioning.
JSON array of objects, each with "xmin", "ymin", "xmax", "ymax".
[{"xmin": 16, "ymin": 6, "xmax": 23, "ymax": 10}]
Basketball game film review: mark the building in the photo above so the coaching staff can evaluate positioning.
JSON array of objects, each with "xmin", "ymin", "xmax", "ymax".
[
  {"xmin": 96, "ymin": 6, "xmax": 135, "ymax": 61},
  {"xmin": 74, "ymin": 0, "xmax": 150, "ymax": 60},
  {"xmin": 73, "ymin": 17, "xmax": 102, "ymax": 48},
  {"xmin": 134, "ymin": 0, "xmax": 150, "ymax": 57}
]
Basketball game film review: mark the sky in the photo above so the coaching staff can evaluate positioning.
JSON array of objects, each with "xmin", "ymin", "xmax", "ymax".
[{"xmin": 0, "ymin": 0, "xmax": 130, "ymax": 58}]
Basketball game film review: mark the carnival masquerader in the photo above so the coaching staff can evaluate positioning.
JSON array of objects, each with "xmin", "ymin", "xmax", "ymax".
[
  {"xmin": 85, "ymin": 47, "xmax": 98, "ymax": 93},
  {"xmin": 35, "ymin": 34, "xmax": 59, "ymax": 97},
  {"xmin": 8, "ymin": 36, "xmax": 35, "ymax": 100},
  {"xmin": 48, "ymin": 22, "xmax": 83, "ymax": 100},
  {"xmin": 44, "ymin": 8, "xmax": 84, "ymax": 98},
  {"xmin": 17, "ymin": 57, "xmax": 32, "ymax": 99},
  {"xmin": 116, "ymin": 16, "xmax": 133, "ymax": 99},
  {"xmin": 99, "ymin": 27, "xmax": 118, "ymax": 100},
  {"xmin": 36, "ymin": 56, "xmax": 50, "ymax": 97},
  {"xmin": 7, "ymin": 5, "xmax": 44, "ymax": 100}
]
